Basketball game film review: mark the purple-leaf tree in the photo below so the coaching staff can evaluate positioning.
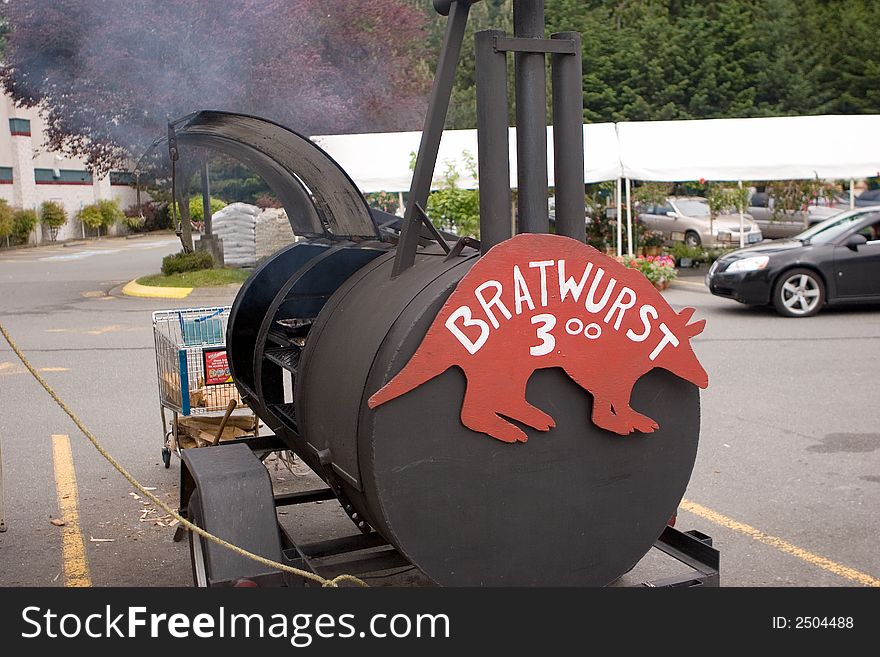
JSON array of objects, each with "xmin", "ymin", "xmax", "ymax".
[{"xmin": 0, "ymin": 0, "xmax": 432, "ymax": 173}]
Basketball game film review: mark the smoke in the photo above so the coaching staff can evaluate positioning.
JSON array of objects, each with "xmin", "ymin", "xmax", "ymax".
[{"xmin": 0, "ymin": 0, "xmax": 432, "ymax": 172}]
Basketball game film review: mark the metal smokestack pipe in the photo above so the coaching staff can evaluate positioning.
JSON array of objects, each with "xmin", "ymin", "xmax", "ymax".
[
  {"xmin": 514, "ymin": 0, "xmax": 549, "ymax": 234},
  {"xmin": 550, "ymin": 31, "xmax": 585, "ymax": 241},
  {"xmin": 475, "ymin": 29, "xmax": 512, "ymax": 253}
]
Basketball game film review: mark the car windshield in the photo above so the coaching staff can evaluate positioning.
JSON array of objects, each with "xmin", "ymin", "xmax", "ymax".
[
  {"xmin": 795, "ymin": 210, "xmax": 880, "ymax": 244},
  {"xmin": 674, "ymin": 199, "xmax": 710, "ymax": 216}
]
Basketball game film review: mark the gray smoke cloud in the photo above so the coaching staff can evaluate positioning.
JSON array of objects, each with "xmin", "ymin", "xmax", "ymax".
[{"xmin": 1, "ymin": 0, "xmax": 431, "ymax": 171}]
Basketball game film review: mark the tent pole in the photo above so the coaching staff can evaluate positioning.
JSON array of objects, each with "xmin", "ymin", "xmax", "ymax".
[
  {"xmin": 625, "ymin": 178, "xmax": 633, "ymax": 256},
  {"xmin": 739, "ymin": 180, "xmax": 745, "ymax": 249},
  {"xmin": 850, "ymin": 179, "xmax": 855, "ymax": 209},
  {"xmin": 616, "ymin": 178, "xmax": 622, "ymax": 257}
]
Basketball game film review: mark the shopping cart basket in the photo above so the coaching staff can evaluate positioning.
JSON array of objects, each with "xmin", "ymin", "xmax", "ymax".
[{"xmin": 153, "ymin": 306, "xmax": 257, "ymax": 467}]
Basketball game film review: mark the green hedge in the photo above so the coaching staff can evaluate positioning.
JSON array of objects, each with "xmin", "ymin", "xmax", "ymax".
[{"xmin": 161, "ymin": 250, "xmax": 214, "ymax": 276}]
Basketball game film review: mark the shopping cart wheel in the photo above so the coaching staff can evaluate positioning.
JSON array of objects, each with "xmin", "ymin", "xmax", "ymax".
[{"xmin": 162, "ymin": 447, "xmax": 172, "ymax": 469}]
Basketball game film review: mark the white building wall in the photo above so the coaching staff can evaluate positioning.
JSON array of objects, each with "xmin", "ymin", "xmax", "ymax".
[{"xmin": 1, "ymin": 93, "xmax": 138, "ymax": 244}]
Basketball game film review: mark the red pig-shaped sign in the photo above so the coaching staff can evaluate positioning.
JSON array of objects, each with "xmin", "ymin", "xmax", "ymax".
[{"xmin": 369, "ymin": 234, "xmax": 709, "ymax": 443}]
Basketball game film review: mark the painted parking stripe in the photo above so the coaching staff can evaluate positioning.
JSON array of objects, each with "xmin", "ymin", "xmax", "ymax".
[
  {"xmin": 681, "ymin": 499, "xmax": 880, "ymax": 587},
  {"xmin": 40, "ymin": 249, "xmax": 121, "ymax": 262},
  {"xmin": 122, "ymin": 240, "xmax": 177, "ymax": 249},
  {"xmin": 51, "ymin": 434, "xmax": 92, "ymax": 587}
]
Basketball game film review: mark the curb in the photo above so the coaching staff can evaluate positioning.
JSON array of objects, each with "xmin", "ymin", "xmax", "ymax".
[{"xmin": 122, "ymin": 279, "xmax": 193, "ymax": 299}]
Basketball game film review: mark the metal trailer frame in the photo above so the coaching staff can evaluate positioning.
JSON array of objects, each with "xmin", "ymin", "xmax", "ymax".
[
  {"xmin": 177, "ymin": 434, "xmax": 719, "ymax": 587},
  {"xmin": 153, "ymin": 306, "xmax": 257, "ymax": 467}
]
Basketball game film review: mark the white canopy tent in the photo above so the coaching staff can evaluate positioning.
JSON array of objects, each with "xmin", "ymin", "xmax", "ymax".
[
  {"xmin": 313, "ymin": 115, "xmax": 880, "ymax": 254},
  {"xmin": 617, "ymin": 114, "xmax": 880, "ymax": 182},
  {"xmin": 312, "ymin": 123, "xmax": 621, "ymax": 193}
]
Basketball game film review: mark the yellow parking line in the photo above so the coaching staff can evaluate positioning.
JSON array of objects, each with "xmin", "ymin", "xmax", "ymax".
[
  {"xmin": 0, "ymin": 363, "xmax": 70, "ymax": 376},
  {"xmin": 51, "ymin": 434, "xmax": 92, "ymax": 587},
  {"xmin": 680, "ymin": 499, "xmax": 880, "ymax": 587}
]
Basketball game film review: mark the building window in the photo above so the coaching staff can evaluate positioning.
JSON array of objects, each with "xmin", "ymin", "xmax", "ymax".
[
  {"xmin": 8, "ymin": 118, "xmax": 31, "ymax": 136},
  {"xmin": 0, "ymin": 167, "xmax": 12, "ymax": 183},
  {"xmin": 110, "ymin": 171, "xmax": 134, "ymax": 186},
  {"xmin": 34, "ymin": 168, "xmax": 93, "ymax": 185}
]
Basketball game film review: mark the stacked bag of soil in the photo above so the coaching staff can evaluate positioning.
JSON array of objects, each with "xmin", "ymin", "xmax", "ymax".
[{"xmin": 212, "ymin": 203, "xmax": 258, "ymax": 267}]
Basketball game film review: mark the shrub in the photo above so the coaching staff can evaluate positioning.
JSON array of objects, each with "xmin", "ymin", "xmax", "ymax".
[
  {"xmin": 705, "ymin": 247, "xmax": 735, "ymax": 264},
  {"xmin": 77, "ymin": 204, "xmax": 105, "ymax": 235},
  {"xmin": 40, "ymin": 201, "xmax": 67, "ymax": 240},
  {"xmin": 161, "ymin": 250, "xmax": 214, "ymax": 276},
  {"xmin": 173, "ymin": 196, "xmax": 227, "ymax": 223},
  {"xmin": 192, "ymin": 196, "xmax": 227, "ymax": 223},
  {"xmin": 121, "ymin": 212, "xmax": 145, "ymax": 231},
  {"xmin": 669, "ymin": 242, "xmax": 705, "ymax": 262},
  {"xmin": 425, "ymin": 153, "xmax": 479, "ymax": 238},
  {"xmin": 12, "ymin": 208, "xmax": 38, "ymax": 244},
  {"xmin": 97, "ymin": 198, "xmax": 123, "ymax": 228},
  {"xmin": 0, "ymin": 200, "xmax": 13, "ymax": 245},
  {"xmin": 126, "ymin": 202, "xmax": 172, "ymax": 232}
]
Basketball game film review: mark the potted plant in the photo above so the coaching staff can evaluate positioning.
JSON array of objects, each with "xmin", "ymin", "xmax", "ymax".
[
  {"xmin": 643, "ymin": 231, "xmax": 664, "ymax": 256},
  {"xmin": 621, "ymin": 254, "xmax": 678, "ymax": 291},
  {"xmin": 669, "ymin": 242, "xmax": 705, "ymax": 268}
]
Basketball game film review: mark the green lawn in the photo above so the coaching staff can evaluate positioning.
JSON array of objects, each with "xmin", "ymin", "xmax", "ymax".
[{"xmin": 137, "ymin": 268, "xmax": 250, "ymax": 288}]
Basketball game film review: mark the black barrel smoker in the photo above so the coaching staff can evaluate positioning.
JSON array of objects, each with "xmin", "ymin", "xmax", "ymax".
[{"xmin": 171, "ymin": 0, "xmax": 718, "ymax": 587}]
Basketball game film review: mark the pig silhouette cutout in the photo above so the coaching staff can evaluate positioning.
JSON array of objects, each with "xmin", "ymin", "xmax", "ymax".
[{"xmin": 369, "ymin": 234, "xmax": 708, "ymax": 443}]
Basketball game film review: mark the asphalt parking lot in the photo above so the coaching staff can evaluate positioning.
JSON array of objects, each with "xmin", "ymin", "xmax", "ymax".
[{"xmin": 0, "ymin": 236, "xmax": 877, "ymax": 587}]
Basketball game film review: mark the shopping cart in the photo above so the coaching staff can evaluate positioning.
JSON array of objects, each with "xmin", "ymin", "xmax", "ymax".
[{"xmin": 153, "ymin": 306, "xmax": 257, "ymax": 468}]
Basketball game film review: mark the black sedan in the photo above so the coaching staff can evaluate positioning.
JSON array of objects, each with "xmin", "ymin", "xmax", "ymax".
[{"xmin": 706, "ymin": 207, "xmax": 880, "ymax": 317}]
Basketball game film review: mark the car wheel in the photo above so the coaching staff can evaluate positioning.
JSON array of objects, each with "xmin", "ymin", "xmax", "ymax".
[
  {"xmin": 773, "ymin": 269, "xmax": 825, "ymax": 318},
  {"xmin": 684, "ymin": 231, "xmax": 701, "ymax": 248}
]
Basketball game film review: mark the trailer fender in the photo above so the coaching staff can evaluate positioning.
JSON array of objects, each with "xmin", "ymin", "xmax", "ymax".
[{"xmin": 181, "ymin": 443, "xmax": 283, "ymax": 586}]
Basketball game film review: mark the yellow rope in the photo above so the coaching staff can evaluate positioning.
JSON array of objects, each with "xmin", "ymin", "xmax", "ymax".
[{"xmin": 0, "ymin": 321, "xmax": 367, "ymax": 589}]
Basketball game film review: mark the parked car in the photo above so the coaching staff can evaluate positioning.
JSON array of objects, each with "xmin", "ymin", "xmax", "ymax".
[
  {"xmin": 638, "ymin": 197, "xmax": 762, "ymax": 248},
  {"xmin": 747, "ymin": 192, "xmax": 842, "ymax": 239},
  {"xmin": 705, "ymin": 207, "xmax": 880, "ymax": 317},
  {"xmin": 855, "ymin": 188, "xmax": 880, "ymax": 207}
]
